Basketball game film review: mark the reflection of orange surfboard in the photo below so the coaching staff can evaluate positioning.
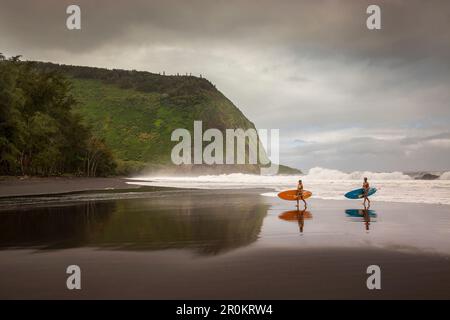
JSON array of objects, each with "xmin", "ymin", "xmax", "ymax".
[
  {"xmin": 277, "ymin": 190, "xmax": 312, "ymax": 201},
  {"xmin": 279, "ymin": 210, "xmax": 312, "ymax": 221}
]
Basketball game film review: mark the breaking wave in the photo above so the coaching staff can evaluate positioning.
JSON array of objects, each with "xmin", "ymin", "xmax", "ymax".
[
  {"xmin": 439, "ymin": 172, "xmax": 450, "ymax": 180},
  {"xmin": 129, "ymin": 167, "xmax": 450, "ymax": 205},
  {"xmin": 304, "ymin": 167, "xmax": 412, "ymax": 180}
]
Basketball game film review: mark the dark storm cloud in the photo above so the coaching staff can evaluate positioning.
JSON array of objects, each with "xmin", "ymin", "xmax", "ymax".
[{"xmin": 2, "ymin": 0, "xmax": 450, "ymax": 60}]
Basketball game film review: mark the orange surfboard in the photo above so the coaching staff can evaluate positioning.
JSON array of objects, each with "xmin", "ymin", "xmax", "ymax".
[{"xmin": 277, "ymin": 189, "xmax": 312, "ymax": 201}]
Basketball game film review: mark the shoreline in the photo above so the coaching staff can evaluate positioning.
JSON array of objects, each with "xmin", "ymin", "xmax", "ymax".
[
  {"xmin": 1, "ymin": 176, "xmax": 450, "ymax": 208},
  {"xmin": 0, "ymin": 176, "xmax": 141, "ymax": 198}
]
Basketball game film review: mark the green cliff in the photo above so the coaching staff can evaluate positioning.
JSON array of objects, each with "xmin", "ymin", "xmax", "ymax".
[{"xmin": 33, "ymin": 62, "xmax": 301, "ymax": 175}]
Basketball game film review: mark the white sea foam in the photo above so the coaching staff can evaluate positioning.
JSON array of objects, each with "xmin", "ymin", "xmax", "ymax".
[
  {"xmin": 439, "ymin": 171, "xmax": 450, "ymax": 180},
  {"xmin": 128, "ymin": 167, "xmax": 450, "ymax": 205},
  {"xmin": 305, "ymin": 167, "xmax": 412, "ymax": 180}
]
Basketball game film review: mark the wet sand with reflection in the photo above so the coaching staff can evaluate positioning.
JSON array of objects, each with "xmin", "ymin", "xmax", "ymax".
[{"xmin": 0, "ymin": 189, "xmax": 449, "ymax": 299}]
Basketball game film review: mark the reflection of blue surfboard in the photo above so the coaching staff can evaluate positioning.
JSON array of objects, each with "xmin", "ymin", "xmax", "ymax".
[
  {"xmin": 345, "ymin": 209, "xmax": 377, "ymax": 218},
  {"xmin": 344, "ymin": 188, "xmax": 377, "ymax": 199}
]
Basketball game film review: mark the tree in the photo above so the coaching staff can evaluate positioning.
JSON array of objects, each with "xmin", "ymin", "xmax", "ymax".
[
  {"xmin": 0, "ymin": 54, "xmax": 23, "ymax": 174},
  {"xmin": 0, "ymin": 56, "xmax": 117, "ymax": 176},
  {"xmin": 85, "ymin": 136, "xmax": 116, "ymax": 177}
]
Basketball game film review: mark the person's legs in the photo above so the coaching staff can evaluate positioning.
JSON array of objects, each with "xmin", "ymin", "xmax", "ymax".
[
  {"xmin": 362, "ymin": 189, "xmax": 368, "ymax": 205},
  {"xmin": 296, "ymin": 191, "xmax": 301, "ymax": 208}
]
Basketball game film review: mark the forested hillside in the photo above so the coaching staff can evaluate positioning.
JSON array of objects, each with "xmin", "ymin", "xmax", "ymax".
[
  {"xmin": 0, "ymin": 55, "xmax": 115, "ymax": 176},
  {"xmin": 33, "ymin": 61, "xmax": 269, "ymax": 174}
]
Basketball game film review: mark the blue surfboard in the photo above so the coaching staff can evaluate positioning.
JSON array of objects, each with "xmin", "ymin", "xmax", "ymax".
[
  {"xmin": 344, "ymin": 187, "xmax": 377, "ymax": 199},
  {"xmin": 345, "ymin": 209, "xmax": 377, "ymax": 218}
]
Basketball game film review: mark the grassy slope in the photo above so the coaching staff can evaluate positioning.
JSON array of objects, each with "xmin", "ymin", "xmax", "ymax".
[
  {"xmin": 69, "ymin": 77, "xmax": 259, "ymax": 167},
  {"xmin": 71, "ymin": 78, "xmax": 174, "ymax": 164}
]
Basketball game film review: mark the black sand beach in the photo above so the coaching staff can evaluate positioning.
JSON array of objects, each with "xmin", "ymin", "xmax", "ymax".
[
  {"xmin": 0, "ymin": 188, "xmax": 449, "ymax": 299},
  {"xmin": 0, "ymin": 177, "xmax": 136, "ymax": 198}
]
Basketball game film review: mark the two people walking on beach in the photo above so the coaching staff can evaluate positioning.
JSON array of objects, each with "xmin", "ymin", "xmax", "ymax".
[{"xmin": 295, "ymin": 177, "xmax": 371, "ymax": 209}]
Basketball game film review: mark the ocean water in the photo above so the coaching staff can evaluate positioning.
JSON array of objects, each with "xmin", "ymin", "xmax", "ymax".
[{"xmin": 128, "ymin": 167, "xmax": 450, "ymax": 205}]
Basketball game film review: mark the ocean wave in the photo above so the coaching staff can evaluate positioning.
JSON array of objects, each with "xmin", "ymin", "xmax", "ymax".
[
  {"xmin": 439, "ymin": 172, "xmax": 450, "ymax": 180},
  {"xmin": 129, "ymin": 169, "xmax": 450, "ymax": 205},
  {"xmin": 304, "ymin": 167, "xmax": 412, "ymax": 180}
]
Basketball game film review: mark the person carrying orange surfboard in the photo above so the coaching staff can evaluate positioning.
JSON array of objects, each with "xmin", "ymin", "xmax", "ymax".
[{"xmin": 296, "ymin": 179, "xmax": 307, "ymax": 209}]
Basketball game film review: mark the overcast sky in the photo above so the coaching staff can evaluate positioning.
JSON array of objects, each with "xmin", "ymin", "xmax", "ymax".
[{"xmin": 1, "ymin": 0, "xmax": 450, "ymax": 172}]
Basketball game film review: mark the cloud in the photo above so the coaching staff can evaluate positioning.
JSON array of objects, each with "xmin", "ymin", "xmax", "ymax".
[
  {"xmin": 281, "ymin": 129, "xmax": 450, "ymax": 171},
  {"xmin": 2, "ymin": 0, "xmax": 450, "ymax": 59}
]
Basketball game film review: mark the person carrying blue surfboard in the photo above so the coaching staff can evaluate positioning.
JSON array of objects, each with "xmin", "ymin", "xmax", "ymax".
[
  {"xmin": 363, "ymin": 177, "xmax": 370, "ymax": 207},
  {"xmin": 344, "ymin": 180, "xmax": 377, "ymax": 202}
]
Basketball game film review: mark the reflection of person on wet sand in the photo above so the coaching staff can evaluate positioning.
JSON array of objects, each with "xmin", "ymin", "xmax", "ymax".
[
  {"xmin": 361, "ymin": 205, "xmax": 371, "ymax": 231},
  {"xmin": 345, "ymin": 206, "xmax": 376, "ymax": 232},
  {"xmin": 278, "ymin": 209, "xmax": 312, "ymax": 234},
  {"xmin": 297, "ymin": 209, "xmax": 306, "ymax": 233},
  {"xmin": 296, "ymin": 179, "xmax": 307, "ymax": 209}
]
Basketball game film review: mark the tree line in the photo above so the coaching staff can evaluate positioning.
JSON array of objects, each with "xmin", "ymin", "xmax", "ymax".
[
  {"xmin": 0, "ymin": 55, "xmax": 116, "ymax": 176},
  {"xmin": 33, "ymin": 61, "xmax": 213, "ymax": 109},
  {"xmin": 33, "ymin": 61, "xmax": 214, "ymax": 94}
]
